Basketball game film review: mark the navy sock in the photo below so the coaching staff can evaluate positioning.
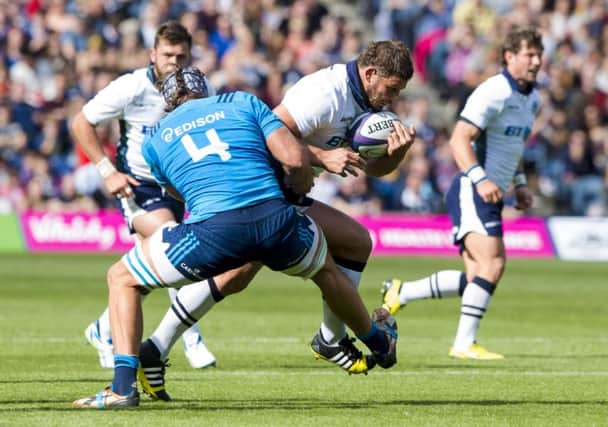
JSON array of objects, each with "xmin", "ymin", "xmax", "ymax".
[
  {"xmin": 356, "ymin": 324, "xmax": 389, "ymax": 354},
  {"xmin": 112, "ymin": 354, "xmax": 138, "ymax": 396}
]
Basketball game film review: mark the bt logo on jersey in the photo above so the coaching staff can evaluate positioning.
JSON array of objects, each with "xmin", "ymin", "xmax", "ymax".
[{"xmin": 504, "ymin": 126, "xmax": 531, "ymax": 139}]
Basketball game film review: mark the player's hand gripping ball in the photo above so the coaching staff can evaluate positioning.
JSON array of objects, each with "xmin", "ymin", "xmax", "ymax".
[{"xmin": 350, "ymin": 111, "xmax": 401, "ymax": 158}]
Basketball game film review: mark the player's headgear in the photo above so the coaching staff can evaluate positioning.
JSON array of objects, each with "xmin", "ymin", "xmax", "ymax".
[{"xmin": 160, "ymin": 66, "xmax": 209, "ymax": 111}]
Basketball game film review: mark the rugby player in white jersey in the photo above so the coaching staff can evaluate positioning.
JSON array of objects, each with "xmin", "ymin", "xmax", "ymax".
[
  {"xmin": 133, "ymin": 41, "xmax": 416, "ymax": 397},
  {"xmin": 70, "ymin": 21, "xmax": 218, "ymax": 374},
  {"xmin": 381, "ymin": 26, "xmax": 543, "ymax": 360},
  {"xmin": 274, "ymin": 40, "xmax": 415, "ymax": 368}
]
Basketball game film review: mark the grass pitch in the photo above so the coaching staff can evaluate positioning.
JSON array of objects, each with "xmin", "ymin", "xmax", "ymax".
[{"xmin": 0, "ymin": 253, "xmax": 606, "ymax": 426}]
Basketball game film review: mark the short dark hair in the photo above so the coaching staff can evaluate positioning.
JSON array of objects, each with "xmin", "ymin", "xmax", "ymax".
[
  {"xmin": 154, "ymin": 20, "xmax": 192, "ymax": 49},
  {"xmin": 356, "ymin": 40, "xmax": 414, "ymax": 82},
  {"xmin": 501, "ymin": 26, "xmax": 543, "ymax": 66}
]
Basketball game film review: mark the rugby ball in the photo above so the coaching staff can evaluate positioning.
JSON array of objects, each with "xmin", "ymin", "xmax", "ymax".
[{"xmin": 350, "ymin": 111, "xmax": 401, "ymax": 158}]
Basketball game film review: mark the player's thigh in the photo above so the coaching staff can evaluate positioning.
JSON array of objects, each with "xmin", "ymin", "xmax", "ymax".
[
  {"xmin": 121, "ymin": 222, "xmax": 198, "ymax": 291},
  {"xmin": 132, "ymin": 208, "xmax": 176, "ymax": 237},
  {"xmin": 214, "ymin": 262, "xmax": 262, "ymax": 296},
  {"xmin": 304, "ymin": 200, "xmax": 372, "ymax": 261},
  {"xmin": 262, "ymin": 211, "xmax": 328, "ymax": 280}
]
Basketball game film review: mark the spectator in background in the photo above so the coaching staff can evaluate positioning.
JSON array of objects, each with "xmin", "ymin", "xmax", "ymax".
[
  {"xmin": 332, "ymin": 174, "xmax": 382, "ymax": 216},
  {"xmin": 452, "ymin": 0, "xmax": 497, "ymax": 39},
  {"xmin": 562, "ymin": 129, "xmax": 605, "ymax": 216}
]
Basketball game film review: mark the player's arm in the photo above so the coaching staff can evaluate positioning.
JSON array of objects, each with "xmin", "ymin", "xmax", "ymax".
[
  {"xmin": 274, "ymin": 104, "xmax": 365, "ymax": 176},
  {"xmin": 365, "ymin": 121, "xmax": 416, "ymax": 177},
  {"xmin": 450, "ymin": 120, "xmax": 502, "ymax": 204},
  {"xmin": 71, "ymin": 76, "xmax": 141, "ymax": 198},
  {"xmin": 265, "ymin": 125, "xmax": 313, "ymax": 195},
  {"xmin": 71, "ymin": 112, "xmax": 139, "ymax": 199},
  {"xmin": 512, "ymin": 161, "xmax": 533, "ymax": 210}
]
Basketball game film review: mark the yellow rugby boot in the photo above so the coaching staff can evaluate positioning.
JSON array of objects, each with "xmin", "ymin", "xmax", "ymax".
[
  {"xmin": 310, "ymin": 331, "xmax": 375, "ymax": 375},
  {"xmin": 381, "ymin": 278, "xmax": 405, "ymax": 315},
  {"xmin": 449, "ymin": 343, "xmax": 504, "ymax": 360}
]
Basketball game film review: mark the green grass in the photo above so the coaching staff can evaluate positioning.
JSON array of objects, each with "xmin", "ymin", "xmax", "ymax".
[{"xmin": 0, "ymin": 254, "xmax": 606, "ymax": 426}]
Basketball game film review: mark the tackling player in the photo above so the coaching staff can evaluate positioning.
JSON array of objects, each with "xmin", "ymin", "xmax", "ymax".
[
  {"xmin": 133, "ymin": 40, "xmax": 416, "ymax": 399},
  {"xmin": 72, "ymin": 67, "xmax": 398, "ymax": 409},
  {"xmin": 381, "ymin": 26, "xmax": 543, "ymax": 360},
  {"xmin": 71, "ymin": 21, "xmax": 217, "ymax": 370}
]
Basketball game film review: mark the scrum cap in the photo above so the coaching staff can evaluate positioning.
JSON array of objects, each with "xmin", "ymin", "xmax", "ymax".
[{"xmin": 159, "ymin": 66, "xmax": 209, "ymax": 109}]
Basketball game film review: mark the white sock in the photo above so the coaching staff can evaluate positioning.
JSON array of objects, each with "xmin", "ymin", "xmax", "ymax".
[
  {"xmin": 150, "ymin": 280, "xmax": 216, "ymax": 360},
  {"xmin": 320, "ymin": 265, "xmax": 362, "ymax": 345},
  {"xmin": 399, "ymin": 270, "xmax": 464, "ymax": 304},
  {"xmin": 97, "ymin": 308, "xmax": 112, "ymax": 343},
  {"xmin": 167, "ymin": 287, "xmax": 202, "ymax": 346},
  {"xmin": 453, "ymin": 279, "xmax": 493, "ymax": 350}
]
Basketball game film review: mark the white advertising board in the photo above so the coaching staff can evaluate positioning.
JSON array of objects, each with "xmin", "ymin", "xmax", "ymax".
[{"xmin": 547, "ymin": 217, "xmax": 608, "ymax": 261}]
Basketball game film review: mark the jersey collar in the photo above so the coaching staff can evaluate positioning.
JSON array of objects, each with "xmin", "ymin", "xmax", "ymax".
[
  {"xmin": 501, "ymin": 68, "xmax": 535, "ymax": 95},
  {"xmin": 146, "ymin": 63, "xmax": 157, "ymax": 84},
  {"xmin": 346, "ymin": 60, "xmax": 377, "ymax": 112}
]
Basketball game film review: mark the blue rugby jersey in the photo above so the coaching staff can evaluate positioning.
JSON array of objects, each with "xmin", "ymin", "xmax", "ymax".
[{"xmin": 142, "ymin": 91, "xmax": 285, "ymax": 223}]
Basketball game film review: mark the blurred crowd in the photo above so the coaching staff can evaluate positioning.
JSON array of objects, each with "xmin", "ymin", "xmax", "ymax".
[{"xmin": 1, "ymin": 0, "xmax": 607, "ymax": 218}]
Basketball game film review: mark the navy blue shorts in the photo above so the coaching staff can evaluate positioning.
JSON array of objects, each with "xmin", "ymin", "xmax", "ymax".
[
  {"xmin": 445, "ymin": 173, "xmax": 503, "ymax": 250},
  {"xmin": 123, "ymin": 198, "xmax": 328, "ymax": 288},
  {"xmin": 115, "ymin": 181, "xmax": 185, "ymax": 232}
]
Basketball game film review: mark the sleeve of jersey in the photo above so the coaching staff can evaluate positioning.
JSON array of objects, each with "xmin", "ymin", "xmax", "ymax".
[
  {"xmin": 280, "ymin": 77, "xmax": 334, "ymax": 137},
  {"xmin": 459, "ymin": 80, "xmax": 504, "ymax": 130},
  {"xmin": 81, "ymin": 74, "xmax": 136, "ymax": 125},
  {"xmin": 141, "ymin": 138, "xmax": 168, "ymax": 186},
  {"xmin": 246, "ymin": 93, "xmax": 284, "ymax": 137}
]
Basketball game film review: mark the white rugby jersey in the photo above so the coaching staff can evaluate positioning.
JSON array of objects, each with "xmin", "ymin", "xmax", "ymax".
[
  {"xmin": 82, "ymin": 66, "xmax": 214, "ymax": 182},
  {"xmin": 460, "ymin": 70, "xmax": 541, "ymax": 192},
  {"xmin": 281, "ymin": 64, "xmax": 367, "ymax": 150}
]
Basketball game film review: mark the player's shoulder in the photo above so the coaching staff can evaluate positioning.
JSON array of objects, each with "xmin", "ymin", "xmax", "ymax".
[
  {"xmin": 291, "ymin": 64, "xmax": 347, "ymax": 96},
  {"xmin": 221, "ymin": 91, "xmax": 270, "ymax": 111},
  {"xmin": 476, "ymin": 73, "xmax": 513, "ymax": 99},
  {"xmin": 103, "ymin": 67, "xmax": 152, "ymax": 96}
]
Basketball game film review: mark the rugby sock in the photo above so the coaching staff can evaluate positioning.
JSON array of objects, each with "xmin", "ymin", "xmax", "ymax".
[
  {"xmin": 168, "ymin": 287, "xmax": 203, "ymax": 346},
  {"xmin": 399, "ymin": 270, "xmax": 467, "ymax": 304},
  {"xmin": 452, "ymin": 276, "xmax": 495, "ymax": 350},
  {"xmin": 320, "ymin": 258, "xmax": 365, "ymax": 345},
  {"xmin": 356, "ymin": 323, "xmax": 388, "ymax": 354},
  {"xmin": 97, "ymin": 308, "xmax": 112, "ymax": 344},
  {"xmin": 112, "ymin": 354, "xmax": 138, "ymax": 396},
  {"xmin": 150, "ymin": 279, "xmax": 220, "ymax": 360}
]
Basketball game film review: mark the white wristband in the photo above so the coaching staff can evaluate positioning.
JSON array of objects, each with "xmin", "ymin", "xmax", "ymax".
[
  {"xmin": 96, "ymin": 157, "xmax": 117, "ymax": 179},
  {"xmin": 466, "ymin": 164, "xmax": 487, "ymax": 185},
  {"xmin": 513, "ymin": 172, "xmax": 527, "ymax": 188}
]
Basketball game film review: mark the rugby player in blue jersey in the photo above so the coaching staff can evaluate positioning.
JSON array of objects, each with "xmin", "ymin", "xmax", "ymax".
[
  {"xmin": 72, "ymin": 67, "xmax": 398, "ymax": 409},
  {"xmin": 382, "ymin": 26, "xmax": 543, "ymax": 360}
]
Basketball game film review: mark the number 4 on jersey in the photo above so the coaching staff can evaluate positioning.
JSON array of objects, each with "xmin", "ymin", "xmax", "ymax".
[{"xmin": 181, "ymin": 129, "xmax": 231, "ymax": 162}]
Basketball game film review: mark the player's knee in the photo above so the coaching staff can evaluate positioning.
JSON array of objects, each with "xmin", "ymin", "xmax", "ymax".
[
  {"xmin": 331, "ymin": 223, "xmax": 372, "ymax": 260},
  {"xmin": 107, "ymin": 261, "xmax": 136, "ymax": 291},
  {"xmin": 483, "ymin": 257, "xmax": 505, "ymax": 283}
]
